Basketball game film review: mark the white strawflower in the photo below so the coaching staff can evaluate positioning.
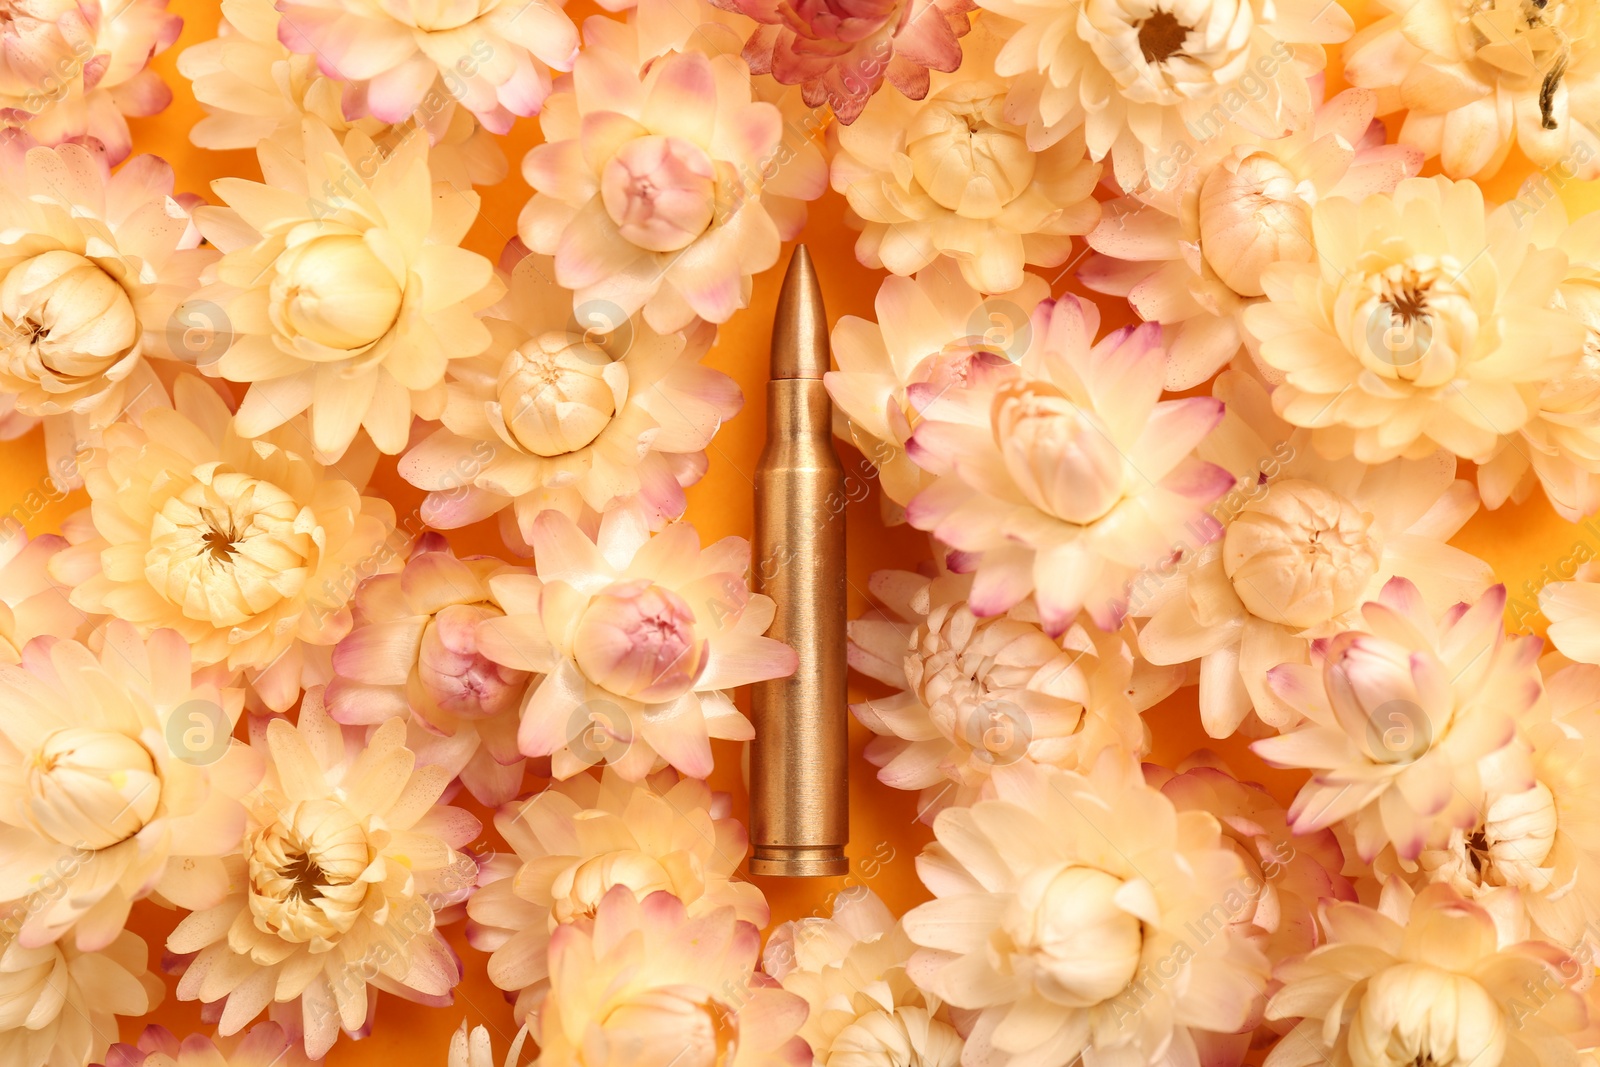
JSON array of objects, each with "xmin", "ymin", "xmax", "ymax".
[{"xmin": 903, "ymin": 755, "xmax": 1270, "ymax": 1067}]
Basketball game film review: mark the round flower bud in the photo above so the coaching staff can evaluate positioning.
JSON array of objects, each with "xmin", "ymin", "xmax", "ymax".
[
  {"xmin": 600, "ymin": 136, "xmax": 718, "ymax": 253},
  {"xmin": 573, "ymin": 579, "xmax": 708, "ymax": 703},
  {"xmin": 1197, "ymin": 153, "xmax": 1314, "ymax": 298},
  {"xmin": 1221, "ymin": 480, "xmax": 1381, "ymax": 629},
  {"xmin": 269, "ymin": 234, "xmax": 404, "ymax": 351},
  {"xmin": 991, "ymin": 380, "xmax": 1125, "ymax": 524},
  {"xmin": 26, "ymin": 727, "xmax": 161, "ymax": 849},
  {"xmin": 417, "ymin": 603, "xmax": 530, "ymax": 719},
  {"xmin": 1009, "ymin": 864, "xmax": 1142, "ymax": 1007},
  {"xmin": 0, "ymin": 250, "xmax": 140, "ymax": 389},
  {"xmin": 497, "ymin": 333, "xmax": 620, "ymax": 457},
  {"xmin": 601, "ymin": 987, "xmax": 731, "ymax": 1067},
  {"xmin": 548, "ymin": 851, "xmax": 678, "ymax": 925},
  {"xmin": 906, "ymin": 83, "xmax": 1035, "ymax": 215},
  {"xmin": 1347, "ymin": 964, "xmax": 1504, "ymax": 1067},
  {"xmin": 248, "ymin": 798, "xmax": 375, "ymax": 943}
]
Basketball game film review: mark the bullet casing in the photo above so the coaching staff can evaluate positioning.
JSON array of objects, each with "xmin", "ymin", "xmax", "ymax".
[{"xmin": 749, "ymin": 247, "xmax": 849, "ymax": 878}]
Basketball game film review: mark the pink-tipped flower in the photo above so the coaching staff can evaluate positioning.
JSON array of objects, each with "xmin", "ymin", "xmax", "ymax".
[
  {"xmin": 274, "ymin": 0, "xmax": 578, "ymax": 135},
  {"xmin": 0, "ymin": 0, "xmax": 180, "ymax": 164},
  {"xmin": 713, "ymin": 0, "xmax": 974, "ymax": 124},
  {"xmin": 1252, "ymin": 579, "xmax": 1533, "ymax": 863},
  {"xmin": 902, "ymin": 294, "xmax": 1232, "ymax": 635},
  {"xmin": 326, "ymin": 533, "xmax": 534, "ymax": 806},
  {"xmin": 475, "ymin": 509, "xmax": 797, "ymax": 780},
  {"xmin": 520, "ymin": 25, "xmax": 827, "ymax": 331}
]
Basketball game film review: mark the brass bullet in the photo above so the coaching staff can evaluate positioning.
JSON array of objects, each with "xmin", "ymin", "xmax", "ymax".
[{"xmin": 748, "ymin": 245, "xmax": 849, "ymax": 878}]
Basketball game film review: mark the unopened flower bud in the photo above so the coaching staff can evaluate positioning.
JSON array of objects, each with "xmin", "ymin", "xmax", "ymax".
[
  {"xmin": 574, "ymin": 580, "xmax": 708, "ymax": 702},
  {"xmin": 601, "ymin": 135, "xmax": 717, "ymax": 253},
  {"xmin": 27, "ymin": 727, "xmax": 160, "ymax": 849},
  {"xmin": 498, "ymin": 333, "xmax": 620, "ymax": 456},
  {"xmin": 992, "ymin": 380, "xmax": 1125, "ymax": 524},
  {"xmin": 270, "ymin": 234, "xmax": 403, "ymax": 350}
]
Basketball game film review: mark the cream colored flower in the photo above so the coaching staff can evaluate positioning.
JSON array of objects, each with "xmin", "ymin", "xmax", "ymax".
[
  {"xmin": 1081, "ymin": 88, "xmax": 1424, "ymax": 390},
  {"xmin": 1252, "ymin": 579, "xmax": 1531, "ymax": 862},
  {"xmin": 1149, "ymin": 756, "xmax": 1356, "ymax": 969},
  {"xmin": 1544, "ymin": 560, "xmax": 1600, "ymax": 666},
  {"xmin": 96, "ymin": 1022, "xmax": 320, "ymax": 1067},
  {"xmin": 326, "ymin": 533, "xmax": 534, "ymax": 806},
  {"xmin": 520, "ymin": 21, "xmax": 826, "ymax": 331},
  {"xmin": 1264, "ymin": 882, "xmax": 1588, "ymax": 1067},
  {"xmin": 276, "ymin": 0, "xmax": 578, "ymax": 134},
  {"xmin": 1135, "ymin": 370, "xmax": 1494, "ymax": 738},
  {"xmin": 766, "ymin": 886, "xmax": 962, "ymax": 1067},
  {"xmin": 1241, "ymin": 176, "xmax": 1588, "ymax": 470},
  {"xmin": 49, "ymin": 375, "xmax": 397, "ymax": 711},
  {"xmin": 0, "ymin": 144, "xmax": 215, "ymax": 484},
  {"xmin": 903, "ymin": 755, "xmax": 1270, "ymax": 1067},
  {"xmin": 831, "ymin": 22, "xmax": 1099, "ymax": 294},
  {"xmin": 177, "ymin": 0, "xmax": 507, "ymax": 187},
  {"xmin": 1480, "ymin": 209, "xmax": 1600, "ymax": 521},
  {"xmin": 973, "ymin": 0, "xmax": 1352, "ymax": 192},
  {"xmin": 0, "ymin": 928, "xmax": 163, "ymax": 1067},
  {"xmin": 196, "ymin": 119, "xmax": 503, "ymax": 459},
  {"xmin": 400, "ymin": 250, "xmax": 740, "ymax": 540},
  {"xmin": 0, "ymin": 0, "xmax": 179, "ymax": 164},
  {"xmin": 167, "ymin": 690, "xmax": 480, "ymax": 1061},
  {"xmin": 0, "ymin": 533, "xmax": 79, "ymax": 663},
  {"xmin": 1344, "ymin": 0, "xmax": 1600, "ymax": 181},
  {"xmin": 467, "ymin": 767, "xmax": 769, "ymax": 1024},
  {"xmin": 825, "ymin": 260, "xmax": 1050, "ymax": 518},
  {"xmin": 535, "ymin": 886, "xmax": 810, "ymax": 1067},
  {"xmin": 848, "ymin": 563, "xmax": 1178, "ymax": 821},
  {"xmin": 902, "ymin": 294, "xmax": 1233, "ymax": 635},
  {"xmin": 0, "ymin": 622, "xmax": 259, "ymax": 952},
  {"xmin": 476, "ymin": 509, "xmax": 796, "ymax": 780}
]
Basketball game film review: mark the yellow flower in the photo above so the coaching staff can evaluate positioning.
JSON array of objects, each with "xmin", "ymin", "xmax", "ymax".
[
  {"xmin": 831, "ymin": 22, "xmax": 1100, "ymax": 294},
  {"xmin": 467, "ymin": 767, "xmax": 769, "ymax": 1024},
  {"xmin": 0, "ymin": 145, "xmax": 215, "ymax": 483},
  {"xmin": 0, "ymin": 622, "xmax": 259, "ymax": 951},
  {"xmin": 167, "ymin": 690, "xmax": 481, "ymax": 1061},
  {"xmin": 50, "ymin": 375, "xmax": 397, "ymax": 710},
  {"xmin": 1242, "ymin": 176, "xmax": 1587, "ymax": 471},
  {"xmin": 196, "ymin": 120, "xmax": 504, "ymax": 459},
  {"xmin": 535, "ymin": 886, "xmax": 810, "ymax": 1067},
  {"xmin": 400, "ymin": 252, "xmax": 741, "ymax": 540}
]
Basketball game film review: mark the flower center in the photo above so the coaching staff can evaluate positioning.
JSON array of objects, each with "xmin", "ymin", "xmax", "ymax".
[
  {"xmin": 1465, "ymin": 0, "xmax": 1581, "ymax": 129},
  {"xmin": 1137, "ymin": 9, "xmax": 1190, "ymax": 63},
  {"xmin": 269, "ymin": 234, "xmax": 403, "ymax": 353},
  {"xmin": 0, "ymin": 250, "xmax": 139, "ymax": 384},
  {"xmin": 573, "ymin": 579, "xmax": 709, "ymax": 703},
  {"xmin": 497, "ymin": 333, "xmax": 620, "ymax": 457},
  {"xmin": 905, "ymin": 84, "xmax": 1035, "ymax": 215},
  {"xmin": 1222, "ymin": 480, "xmax": 1381, "ymax": 630},
  {"xmin": 600, "ymin": 136, "xmax": 717, "ymax": 253},
  {"xmin": 146, "ymin": 472, "xmax": 312, "ymax": 628},
  {"xmin": 248, "ymin": 799, "xmax": 375, "ymax": 943},
  {"xmin": 1007, "ymin": 864, "xmax": 1143, "ymax": 1008},
  {"xmin": 991, "ymin": 380, "xmax": 1126, "ymax": 525}
]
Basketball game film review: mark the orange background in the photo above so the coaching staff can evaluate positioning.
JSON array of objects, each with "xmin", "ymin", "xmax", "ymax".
[{"xmin": 4, "ymin": 0, "xmax": 1599, "ymax": 1060}]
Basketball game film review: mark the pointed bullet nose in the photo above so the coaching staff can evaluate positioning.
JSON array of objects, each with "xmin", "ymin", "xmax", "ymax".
[{"xmin": 771, "ymin": 244, "xmax": 829, "ymax": 380}]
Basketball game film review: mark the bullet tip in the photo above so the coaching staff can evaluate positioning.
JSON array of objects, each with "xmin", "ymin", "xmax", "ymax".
[{"xmin": 772, "ymin": 244, "xmax": 829, "ymax": 380}]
